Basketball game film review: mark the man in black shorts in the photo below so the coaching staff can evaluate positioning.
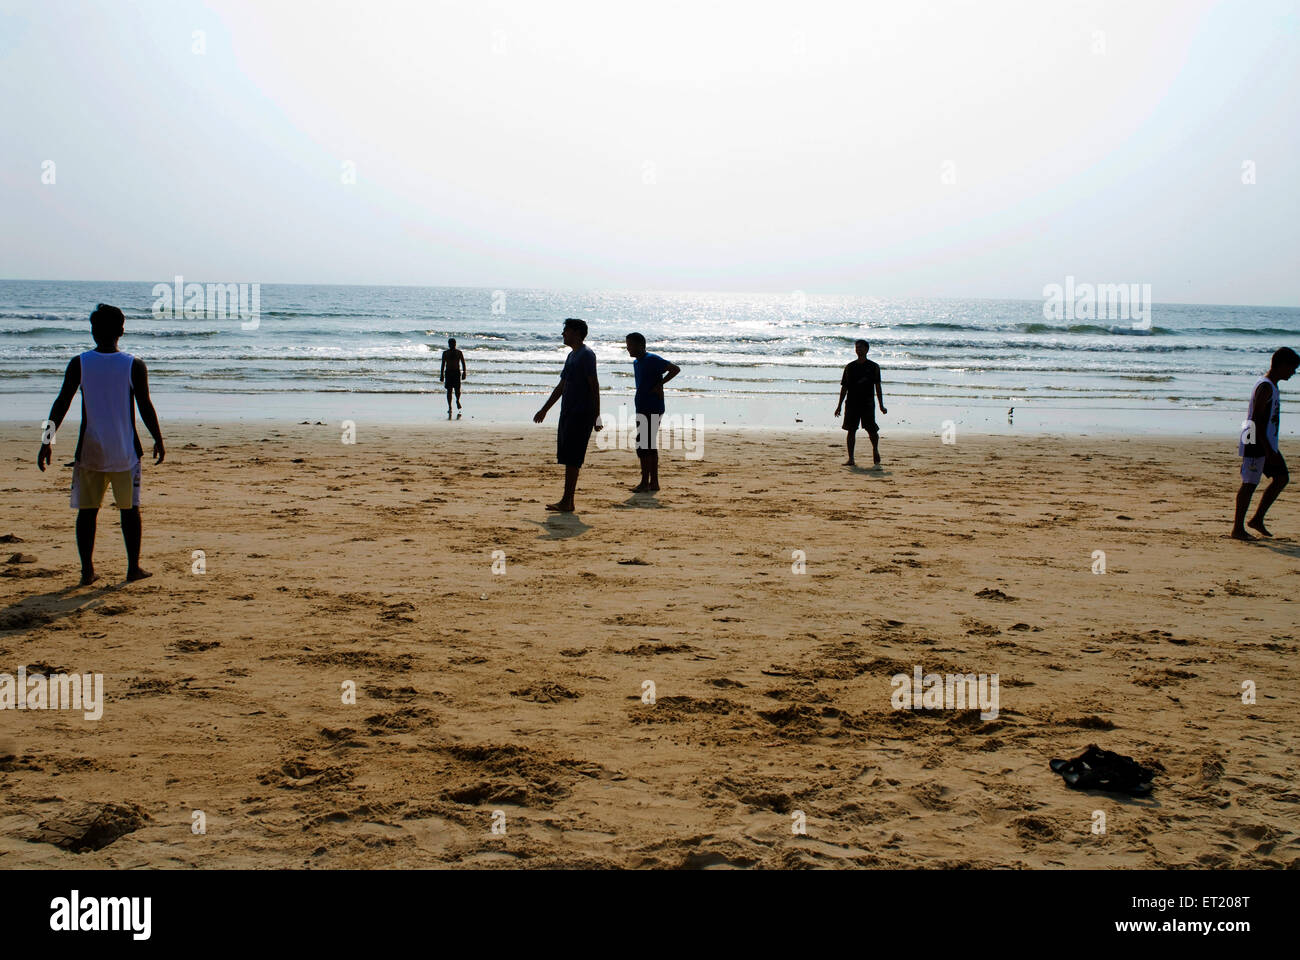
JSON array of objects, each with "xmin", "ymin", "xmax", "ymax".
[
  {"xmin": 534, "ymin": 319, "xmax": 602, "ymax": 512},
  {"xmin": 834, "ymin": 339, "xmax": 886, "ymax": 466},
  {"xmin": 439, "ymin": 337, "xmax": 467, "ymax": 419}
]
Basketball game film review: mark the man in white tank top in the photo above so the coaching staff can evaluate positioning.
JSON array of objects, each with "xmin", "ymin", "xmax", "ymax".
[
  {"xmin": 1232, "ymin": 346, "xmax": 1298, "ymax": 540},
  {"xmin": 37, "ymin": 304, "xmax": 166, "ymax": 584}
]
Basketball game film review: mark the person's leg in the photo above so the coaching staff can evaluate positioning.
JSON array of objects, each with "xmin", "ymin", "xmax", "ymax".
[
  {"xmin": 120, "ymin": 507, "xmax": 151, "ymax": 580},
  {"xmin": 845, "ymin": 429, "xmax": 856, "ymax": 465},
  {"xmin": 646, "ymin": 414, "xmax": 660, "ymax": 490},
  {"xmin": 631, "ymin": 413, "xmax": 650, "ymax": 491},
  {"xmin": 633, "ymin": 450, "xmax": 650, "ymax": 491},
  {"xmin": 455, "ymin": 384, "xmax": 462, "ymax": 410},
  {"xmin": 446, "ymin": 387, "xmax": 453, "ymax": 417},
  {"xmin": 1232, "ymin": 482, "xmax": 1257, "ymax": 539},
  {"xmin": 1249, "ymin": 469, "xmax": 1288, "ymax": 535},
  {"xmin": 868, "ymin": 425, "xmax": 881, "ymax": 465},
  {"xmin": 549, "ymin": 423, "xmax": 571, "ymax": 509},
  {"xmin": 548, "ymin": 418, "xmax": 589, "ymax": 511},
  {"xmin": 560, "ymin": 464, "xmax": 580, "ymax": 509},
  {"xmin": 76, "ymin": 508, "xmax": 99, "ymax": 585}
]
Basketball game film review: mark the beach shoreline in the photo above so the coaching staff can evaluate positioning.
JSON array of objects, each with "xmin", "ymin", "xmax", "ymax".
[{"xmin": 1, "ymin": 388, "xmax": 1275, "ymax": 440}]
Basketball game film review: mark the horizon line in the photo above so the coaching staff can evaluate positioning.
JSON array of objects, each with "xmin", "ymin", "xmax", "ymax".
[{"xmin": 1, "ymin": 277, "xmax": 1297, "ymax": 313}]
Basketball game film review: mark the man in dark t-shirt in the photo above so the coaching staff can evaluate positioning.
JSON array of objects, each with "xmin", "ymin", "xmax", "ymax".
[
  {"xmin": 834, "ymin": 339, "xmax": 886, "ymax": 466},
  {"xmin": 439, "ymin": 337, "xmax": 467, "ymax": 419},
  {"xmin": 626, "ymin": 332, "xmax": 680, "ymax": 493},
  {"xmin": 534, "ymin": 318, "xmax": 601, "ymax": 512}
]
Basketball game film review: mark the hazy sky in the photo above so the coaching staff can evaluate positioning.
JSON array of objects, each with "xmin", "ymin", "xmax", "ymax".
[{"xmin": 1, "ymin": 0, "xmax": 1296, "ymax": 303}]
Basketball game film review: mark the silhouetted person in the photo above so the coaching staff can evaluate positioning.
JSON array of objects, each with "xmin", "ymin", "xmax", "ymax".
[
  {"xmin": 1233, "ymin": 346, "xmax": 1298, "ymax": 540},
  {"xmin": 534, "ymin": 318, "xmax": 601, "ymax": 512},
  {"xmin": 440, "ymin": 337, "xmax": 467, "ymax": 418},
  {"xmin": 37, "ymin": 304, "xmax": 165, "ymax": 584},
  {"xmin": 835, "ymin": 339, "xmax": 886, "ymax": 466},
  {"xmin": 625, "ymin": 332, "xmax": 680, "ymax": 492}
]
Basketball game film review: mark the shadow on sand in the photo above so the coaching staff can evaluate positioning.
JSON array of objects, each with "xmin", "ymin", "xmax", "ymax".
[
  {"xmin": 1059, "ymin": 788, "xmax": 1161, "ymax": 810},
  {"xmin": 526, "ymin": 513, "xmax": 592, "ymax": 540},
  {"xmin": 614, "ymin": 492, "xmax": 664, "ymax": 509},
  {"xmin": 1252, "ymin": 536, "xmax": 1300, "ymax": 559},
  {"xmin": 0, "ymin": 582, "xmax": 117, "ymax": 634},
  {"xmin": 849, "ymin": 464, "xmax": 892, "ymax": 478}
]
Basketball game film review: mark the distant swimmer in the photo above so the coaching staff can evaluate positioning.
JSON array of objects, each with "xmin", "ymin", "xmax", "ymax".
[
  {"xmin": 440, "ymin": 337, "xmax": 467, "ymax": 419},
  {"xmin": 625, "ymin": 332, "xmax": 681, "ymax": 493},
  {"xmin": 834, "ymin": 339, "xmax": 886, "ymax": 466},
  {"xmin": 37, "ymin": 304, "xmax": 165, "ymax": 585},
  {"xmin": 534, "ymin": 319, "xmax": 602, "ymax": 513},
  {"xmin": 1232, "ymin": 346, "xmax": 1298, "ymax": 540}
]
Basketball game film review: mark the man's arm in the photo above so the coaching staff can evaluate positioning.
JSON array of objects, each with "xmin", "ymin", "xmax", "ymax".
[
  {"xmin": 131, "ymin": 358, "xmax": 165, "ymax": 463},
  {"xmin": 460, "ymin": 352, "xmax": 467, "ymax": 379},
  {"xmin": 1251, "ymin": 381, "xmax": 1275, "ymax": 458},
  {"xmin": 661, "ymin": 361, "xmax": 680, "ymax": 388},
  {"xmin": 37, "ymin": 356, "xmax": 81, "ymax": 471},
  {"xmin": 534, "ymin": 380, "xmax": 564, "ymax": 422},
  {"xmin": 835, "ymin": 369, "xmax": 848, "ymax": 414},
  {"xmin": 439, "ymin": 353, "xmax": 446, "ymax": 382},
  {"xmin": 588, "ymin": 372, "xmax": 602, "ymax": 430},
  {"xmin": 876, "ymin": 374, "xmax": 887, "ymax": 415}
]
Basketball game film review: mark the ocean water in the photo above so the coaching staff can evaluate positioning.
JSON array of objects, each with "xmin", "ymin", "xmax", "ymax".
[{"xmin": 2, "ymin": 279, "xmax": 1297, "ymax": 437}]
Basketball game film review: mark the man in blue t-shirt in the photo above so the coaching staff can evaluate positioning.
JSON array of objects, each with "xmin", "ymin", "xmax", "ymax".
[
  {"xmin": 625, "ymin": 332, "xmax": 681, "ymax": 493},
  {"xmin": 534, "ymin": 318, "xmax": 602, "ymax": 512}
]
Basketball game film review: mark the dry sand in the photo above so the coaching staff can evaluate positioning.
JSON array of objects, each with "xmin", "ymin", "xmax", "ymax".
[{"xmin": 0, "ymin": 421, "xmax": 1296, "ymax": 869}]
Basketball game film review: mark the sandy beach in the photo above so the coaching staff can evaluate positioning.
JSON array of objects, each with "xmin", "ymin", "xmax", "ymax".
[{"xmin": 0, "ymin": 420, "xmax": 1296, "ymax": 869}]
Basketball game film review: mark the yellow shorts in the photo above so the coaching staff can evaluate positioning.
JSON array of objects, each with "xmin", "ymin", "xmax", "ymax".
[{"xmin": 70, "ymin": 463, "xmax": 141, "ymax": 510}]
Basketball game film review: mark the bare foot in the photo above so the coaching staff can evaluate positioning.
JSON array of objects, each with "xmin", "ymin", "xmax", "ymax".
[
  {"xmin": 873, "ymin": 452, "xmax": 881, "ymax": 465},
  {"xmin": 79, "ymin": 571, "xmax": 99, "ymax": 587},
  {"xmin": 545, "ymin": 501, "xmax": 574, "ymax": 513},
  {"xmin": 1230, "ymin": 528, "xmax": 1256, "ymax": 541},
  {"xmin": 1247, "ymin": 518, "xmax": 1273, "ymax": 537},
  {"xmin": 126, "ymin": 567, "xmax": 153, "ymax": 582},
  {"xmin": 631, "ymin": 483, "xmax": 651, "ymax": 493},
  {"xmin": 843, "ymin": 459, "xmax": 855, "ymax": 466}
]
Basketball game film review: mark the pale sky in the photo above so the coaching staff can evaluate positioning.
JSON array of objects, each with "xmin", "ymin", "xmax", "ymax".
[{"xmin": 1, "ymin": 0, "xmax": 1296, "ymax": 304}]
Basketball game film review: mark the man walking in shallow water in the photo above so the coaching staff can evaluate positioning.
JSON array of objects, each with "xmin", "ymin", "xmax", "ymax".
[{"xmin": 439, "ymin": 337, "xmax": 466, "ymax": 419}]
